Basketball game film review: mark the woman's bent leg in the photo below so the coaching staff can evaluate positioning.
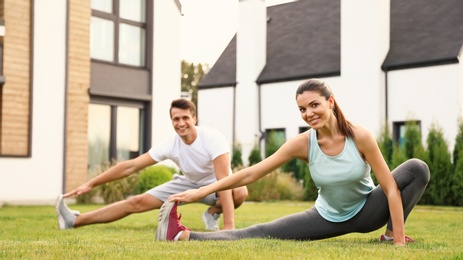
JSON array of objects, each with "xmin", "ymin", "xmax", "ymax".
[{"xmin": 352, "ymin": 158, "xmax": 430, "ymax": 233}]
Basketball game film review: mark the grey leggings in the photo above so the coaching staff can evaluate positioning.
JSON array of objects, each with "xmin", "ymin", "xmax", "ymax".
[{"xmin": 190, "ymin": 158, "xmax": 430, "ymax": 241}]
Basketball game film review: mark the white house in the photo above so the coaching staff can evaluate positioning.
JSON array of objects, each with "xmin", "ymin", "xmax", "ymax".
[
  {"xmin": 198, "ymin": 0, "xmax": 463, "ymax": 165},
  {"xmin": 0, "ymin": 0, "xmax": 182, "ymax": 205}
]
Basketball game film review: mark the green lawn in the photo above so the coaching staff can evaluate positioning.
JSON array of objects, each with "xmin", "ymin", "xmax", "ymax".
[{"xmin": 1, "ymin": 201, "xmax": 462, "ymax": 259}]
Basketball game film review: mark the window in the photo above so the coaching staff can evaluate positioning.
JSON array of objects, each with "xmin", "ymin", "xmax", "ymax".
[
  {"xmin": 91, "ymin": 0, "xmax": 146, "ymax": 67},
  {"xmin": 393, "ymin": 120, "xmax": 421, "ymax": 148},
  {"xmin": 265, "ymin": 128, "xmax": 286, "ymax": 158},
  {"xmin": 88, "ymin": 103, "xmax": 144, "ymax": 176},
  {"xmin": 299, "ymin": 126, "xmax": 310, "ymax": 133}
]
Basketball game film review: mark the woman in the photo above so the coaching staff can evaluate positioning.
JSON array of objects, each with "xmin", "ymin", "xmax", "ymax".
[{"xmin": 156, "ymin": 78, "xmax": 430, "ymax": 246}]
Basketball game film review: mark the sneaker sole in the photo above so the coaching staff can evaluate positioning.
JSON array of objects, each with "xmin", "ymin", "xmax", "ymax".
[
  {"xmin": 55, "ymin": 195, "xmax": 65, "ymax": 230},
  {"xmin": 156, "ymin": 201, "xmax": 175, "ymax": 241}
]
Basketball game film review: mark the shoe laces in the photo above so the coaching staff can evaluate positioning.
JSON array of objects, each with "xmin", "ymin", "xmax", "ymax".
[{"xmin": 173, "ymin": 212, "xmax": 189, "ymax": 231}]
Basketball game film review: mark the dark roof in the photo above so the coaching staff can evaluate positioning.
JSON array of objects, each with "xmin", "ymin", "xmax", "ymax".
[
  {"xmin": 382, "ymin": 0, "xmax": 463, "ymax": 70},
  {"xmin": 199, "ymin": 0, "xmax": 341, "ymax": 88},
  {"xmin": 200, "ymin": 0, "xmax": 463, "ymax": 88},
  {"xmin": 257, "ymin": 0, "xmax": 340, "ymax": 84},
  {"xmin": 198, "ymin": 35, "xmax": 237, "ymax": 88}
]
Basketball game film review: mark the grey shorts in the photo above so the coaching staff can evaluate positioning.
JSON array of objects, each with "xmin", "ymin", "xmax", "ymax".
[{"xmin": 146, "ymin": 174, "xmax": 218, "ymax": 206}]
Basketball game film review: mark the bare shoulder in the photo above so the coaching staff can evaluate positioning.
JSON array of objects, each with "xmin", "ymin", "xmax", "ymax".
[
  {"xmin": 351, "ymin": 124, "xmax": 377, "ymax": 152},
  {"xmin": 280, "ymin": 130, "xmax": 309, "ymax": 161}
]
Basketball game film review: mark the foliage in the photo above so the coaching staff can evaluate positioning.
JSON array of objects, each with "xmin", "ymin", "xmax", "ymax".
[
  {"xmin": 302, "ymin": 163, "xmax": 318, "ymax": 201},
  {"xmin": 265, "ymin": 130, "xmax": 283, "ymax": 158},
  {"xmin": 75, "ymin": 160, "xmax": 139, "ymax": 205},
  {"xmin": 403, "ymin": 121, "xmax": 428, "ymax": 162},
  {"xmin": 181, "ymin": 60, "xmax": 208, "ymax": 113},
  {"xmin": 231, "ymin": 143, "xmax": 243, "ymax": 169},
  {"xmin": 135, "ymin": 165, "xmax": 177, "ymax": 194},
  {"xmin": 75, "ymin": 188, "xmax": 98, "ymax": 204},
  {"xmin": 95, "ymin": 161, "xmax": 139, "ymax": 204},
  {"xmin": 420, "ymin": 124, "xmax": 452, "ymax": 205},
  {"xmin": 390, "ymin": 143, "xmax": 408, "ymax": 171},
  {"xmin": 248, "ymin": 144, "xmax": 262, "ymax": 166},
  {"xmin": 377, "ymin": 122, "xmax": 394, "ymax": 170},
  {"xmin": 246, "ymin": 169, "xmax": 304, "ymax": 201},
  {"xmin": 451, "ymin": 118, "xmax": 463, "ymax": 206}
]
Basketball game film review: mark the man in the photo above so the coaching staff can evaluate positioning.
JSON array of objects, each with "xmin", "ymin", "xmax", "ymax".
[{"xmin": 56, "ymin": 98, "xmax": 248, "ymax": 231}]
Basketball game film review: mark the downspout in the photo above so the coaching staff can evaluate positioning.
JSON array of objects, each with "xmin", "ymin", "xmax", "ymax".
[
  {"xmin": 384, "ymin": 69, "xmax": 389, "ymax": 122},
  {"xmin": 232, "ymin": 83, "xmax": 236, "ymax": 145},
  {"xmin": 257, "ymin": 83, "xmax": 265, "ymax": 147}
]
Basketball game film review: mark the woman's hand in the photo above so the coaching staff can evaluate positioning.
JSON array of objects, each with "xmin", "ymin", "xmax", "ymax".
[
  {"xmin": 169, "ymin": 189, "xmax": 203, "ymax": 203},
  {"xmin": 63, "ymin": 183, "xmax": 92, "ymax": 198}
]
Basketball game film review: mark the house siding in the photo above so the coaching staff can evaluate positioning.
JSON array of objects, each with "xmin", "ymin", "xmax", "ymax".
[
  {"xmin": 65, "ymin": 0, "xmax": 91, "ymax": 192},
  {"xmin": 1, "ymin": 0, "xmax": 31, "ymax": 156}
]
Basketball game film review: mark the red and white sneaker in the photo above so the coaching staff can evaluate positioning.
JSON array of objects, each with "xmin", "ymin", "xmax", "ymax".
[
  {"xmin": 156, "ymin": 201, "xmax": 190, "ymax": 241},
  {"xmin": 380, "ymin": 234, "xmax": 415, "ymax": 243}
]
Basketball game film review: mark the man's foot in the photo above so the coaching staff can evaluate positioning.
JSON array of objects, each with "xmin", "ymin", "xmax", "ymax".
[
  {"xmin": 55, "ymin": 195, "xmax": 76, "ymax": 230},
  {"xmin": 380, "ymin": 234, "xmax": 415, "ymax": 243},
  {"xmin": 156, "ymin": 201, "xmax": 190, "ymax": 241},
  {"xmin": 202, "ymin": 209, "xmax": 220, "ymax": 230}
]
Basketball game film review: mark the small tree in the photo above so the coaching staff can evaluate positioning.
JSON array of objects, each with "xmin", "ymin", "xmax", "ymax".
[
  {"xmin": 403, "ymin": 121, "xmax": 428, "ymax": 162},
  {"xmin": 423, "ymin": 123, "xmax": 452, "ymax": 205},
  {"xmin": 181, "ymin": 60, "xmax": 208, "ymax": 112},
  {"xmin": 391, "ymin": 143, "xmax": 408, "ymax": 170},
  {"xmin": 231, "ymin": 143, "xmax": 243, "ymax": 169},
  {"xmin": 377, "ymin": 122, "xmax": 394, "ymax": 169},
  {"xmin": 265, "ymin": 130, "xmax": 283, "ymax": 158},
  {"xmin": 451, "ymin": 149, "xmax": 463, "ymax": 206},
  {"xmin": 248, "ymin": 144, "xmax": 262, "ymax": 166},
  {"xmin": 302, "ymin": 163, "xmax": 318, "ymax": 201},
  {"xmin": 451, "ymin": 118, "xmax": 463, "ymax": 206}
]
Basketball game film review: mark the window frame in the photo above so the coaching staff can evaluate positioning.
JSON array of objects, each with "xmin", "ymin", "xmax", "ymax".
[
  {"xmin": 91, "ymin": 0, "xmax": 147, "ymax": 67},
  {"xmin": 393, "ymin": 120, "xmax": 421, "ymax": 148},
  {"xmin": 88, "ymin": 99, "xmax": 146, "ymax": 163}
]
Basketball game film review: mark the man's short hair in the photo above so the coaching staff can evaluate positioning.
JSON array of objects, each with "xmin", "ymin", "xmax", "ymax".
[{"xmin": 170, "ymin": 98, "xmax": 196, "ymax": 118}]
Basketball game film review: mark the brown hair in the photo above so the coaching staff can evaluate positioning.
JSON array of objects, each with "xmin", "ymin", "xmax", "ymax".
[
  {"xmin": 295, "ymin": 78, "xmax": 354, "ymax": 139},
  {"xmin": 170, "ymin": 98, "xmax": 196, "ymax": 118}
]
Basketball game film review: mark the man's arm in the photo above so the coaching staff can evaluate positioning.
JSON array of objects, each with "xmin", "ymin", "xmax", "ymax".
[
  {"xmin": 213, "ymin": 153, "xmax": 235, "ymax": 230},
  {"xmin": 64, "ymin": 153, "xmax": 157, "ymax": 198}
]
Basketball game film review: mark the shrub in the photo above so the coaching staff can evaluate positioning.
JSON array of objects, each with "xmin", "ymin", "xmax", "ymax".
[
  {"xmin": 423, "ymin": 123, "xmax": 452, "ymax": 205},
  {"xmin": 135, "ymin": 165, "xmax": 176, "ymax": 194},
  {"xmin": 231, "ymin": 143, "xmax": 243, "ymax": 169},
  {"xmin": 377, "ymin": 122, "xmax": 394, "ymax": 170},
  {"xmin": 76, "ymin": 188, "xmax": 98, "ymax": 204},
  {"xmin": 248, "ymin": 144, "xmax": 262, "ymax": 166},
  {"xmin": 403, "ymin": 121, "xmax": 428, "ymax": 162},
  {"xmin": 246, "ymin": 169, "xmax": 304, "ymax": 201},
  {"xmin": 451, "ymin": 118, "xmax": 463, "ymax": 206},
  {"xmin": 97, "ymin": 160, "xmax": 139, "ymax": 204}
]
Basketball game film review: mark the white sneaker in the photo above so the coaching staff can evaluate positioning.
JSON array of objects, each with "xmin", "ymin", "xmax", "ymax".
[
  {"xmin": 55, "ymin": 195, "xmax": 76, "ymax": 230},
  {"xmin": 202, "ymin": 209, "xmax": 220, "ymax": 231}
]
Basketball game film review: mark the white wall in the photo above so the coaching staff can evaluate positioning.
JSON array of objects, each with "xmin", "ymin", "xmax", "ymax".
[
  {"xmin": 198, "ymin": 87, "xmax": 235, "ymax": 146},
  {"xmin": 388, "ymin": 64, "xmax": 461, "ymax": 150},
  {"xmin": 0, "ymin": 0, "xmax": 67, "ymax": 205},
  {"xmin": 235, "ymin": 0, "xmax": 267, "ymax": 164},
  {"xmin": 260, "ymin": 77, "xmax": 343, "ymax": 141},
  {"xmin": 340, "ymin": 0, "xmax": 390, "ymax": 134},
  {"xmin": 151, "ymin": 0, "xmax": 182, "ymax": 147}
]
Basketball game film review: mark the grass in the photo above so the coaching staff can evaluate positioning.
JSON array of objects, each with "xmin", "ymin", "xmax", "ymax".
[{"xmin": 0, "ymin": 201, "xmax": 462, "ymax": 259}]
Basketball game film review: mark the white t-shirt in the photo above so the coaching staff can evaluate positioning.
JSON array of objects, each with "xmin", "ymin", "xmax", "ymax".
[{"xmin": 148, "ymin": 126, "xmax": 231, "ymax": 185}]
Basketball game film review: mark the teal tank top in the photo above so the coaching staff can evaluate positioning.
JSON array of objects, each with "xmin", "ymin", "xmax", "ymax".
[{"xmin": 308, "ymin": 130, "xmax": 374, "ymax": 222}]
